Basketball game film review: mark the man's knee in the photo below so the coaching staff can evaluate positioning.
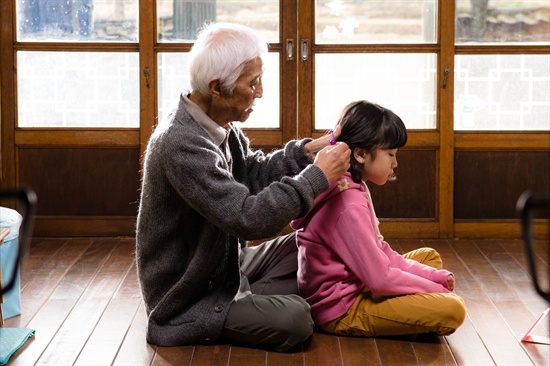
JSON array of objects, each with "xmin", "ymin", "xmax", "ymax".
[
  {"xmin": 222, "ymin": 293, "xmax": 313, "ymax": 352},
  {"xmin": 277, "ymin": 295, "xmax": 314, "ymax": 337},
  {"xmin": 266, "ymin": 295, "xmax": 314, "ymax": 352}
]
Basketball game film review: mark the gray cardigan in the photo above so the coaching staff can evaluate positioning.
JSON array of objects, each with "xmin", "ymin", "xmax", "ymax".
[{"xmin": 136, "ymin": 95, "xmax": 329, "ymax": 346}]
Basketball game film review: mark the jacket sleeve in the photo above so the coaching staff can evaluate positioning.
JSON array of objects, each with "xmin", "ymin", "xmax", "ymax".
[
  {"xmin": 329, "ymin": 203, "xmax": 451, "ymax": 296},
  {"xmin": 380, "ymin": 242, "xmax": 453, "ymax": 289}
]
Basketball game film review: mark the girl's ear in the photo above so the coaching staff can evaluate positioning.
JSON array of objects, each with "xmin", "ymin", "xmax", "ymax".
[{"xmin": 353, "ymin": 147, "xmax": 367, "ymax": 164}]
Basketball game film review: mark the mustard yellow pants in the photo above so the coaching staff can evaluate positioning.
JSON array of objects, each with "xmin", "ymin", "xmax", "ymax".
[{"xmin": 318, "ymin": 247, "xmax": 467, "ymax": 337}]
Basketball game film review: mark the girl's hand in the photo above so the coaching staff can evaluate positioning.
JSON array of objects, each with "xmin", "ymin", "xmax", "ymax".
[
  {"xmin": 304, "ymin": 125, "xmax": 342, "ymax": 160},
  {"xmin": 447, "ymin": 274, "xmax": 455, "ymax": 291}
]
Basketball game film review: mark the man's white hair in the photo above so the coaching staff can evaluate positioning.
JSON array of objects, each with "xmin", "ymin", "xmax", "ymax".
[{"xmin": 188, "ymin": 22, "xmax": 268, "ymax": 96}]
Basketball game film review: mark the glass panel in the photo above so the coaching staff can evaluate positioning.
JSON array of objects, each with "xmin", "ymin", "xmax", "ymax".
[
  {"xmin": 315, "ymin": 53, "xmax": 436, "ymax": 130},
  {"xmin": 315, "ymin": 0, "xmax": 437, "ymax": 44},
  {"xmin": 157, "ymin": 0, "xmax": 279, "ymax": 42},
  {"xmin": 17, "ymin": 51, "xmax": 139, "ymax": 128},
  {"xmin": 17, "ymin": 0, "xmax": 138, "ymax": 42},
  {"xmin": 158, "ymin": 52, "xmax": 280, "ymax": 128},
  {"xmin": 455, "ymin": 54, "xmax": 550, "ymax": 131},
  {"xmin": 456, "ymin": 0, "xmax": 550, "ymax": 44}
]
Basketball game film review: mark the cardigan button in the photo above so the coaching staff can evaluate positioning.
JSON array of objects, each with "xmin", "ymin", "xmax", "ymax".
[{"xmin": 214, "ymin": 304, "xmax": 223, "ymax": 313}]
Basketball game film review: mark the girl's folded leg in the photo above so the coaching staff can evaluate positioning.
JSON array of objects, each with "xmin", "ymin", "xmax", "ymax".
[{"xmin": 319, "ymin": 290, "xmax": 466, "ymax": 337}]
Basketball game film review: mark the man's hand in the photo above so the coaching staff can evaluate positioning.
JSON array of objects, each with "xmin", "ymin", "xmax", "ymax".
[
  {"xmin": 313, "ymin": 142, "xmax": 351, "ymax": 184},
  {"xmin": 304, "ymin": 125, "xmax": 342, "ymax": 160}
]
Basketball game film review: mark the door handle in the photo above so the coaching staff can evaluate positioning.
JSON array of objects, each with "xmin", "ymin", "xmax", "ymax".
[
  {"xmin": 286, "ymin": 39, "xmax": 294, "ymax": 61},
  {"xmin": 301, "ymin": 39, "xmax": 308, "ymax": 61}
]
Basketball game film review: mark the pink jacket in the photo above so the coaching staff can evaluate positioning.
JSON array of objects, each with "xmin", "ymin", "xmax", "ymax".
[{"xmin": 290, "ymin": 173, "xmax": 452, "ymax": 325}]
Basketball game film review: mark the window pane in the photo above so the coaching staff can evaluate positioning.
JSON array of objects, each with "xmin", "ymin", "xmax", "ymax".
[
  {"xmin": 315, "ymin": 54, "xmax": 436, "ymax": 130},
  {"xmin": 17, "ymin": 0, "xmax": 138, "ymax": 42},
  {"xmin": 315, "ymin": 0, "xmax": 437, "ymax": 44},
  {"xmin": 455, "ymin": 54, "xmax": 550, "ymax": 131},
  {"xmin": 158, "ymin": 52, "xmax": 280, "ymax": 128},
  {"xmin": 157, "ymin": 0, "xmax": 279, "ymax": 42},
  {"xmin": 17, "ymin": 52, "xmax": 139, "ymax": 128},
  {"xmin": 456, "ymin": 0, "xmax": 550, "ymax": 44}
]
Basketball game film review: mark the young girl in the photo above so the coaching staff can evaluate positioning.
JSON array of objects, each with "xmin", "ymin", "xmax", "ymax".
[{"xmin": 291, "ymin": 100, "xmax": 466, "ymax": 338}]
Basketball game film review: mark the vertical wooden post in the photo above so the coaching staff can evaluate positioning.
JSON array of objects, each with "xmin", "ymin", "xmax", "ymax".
[
  {"xmin": 281, "ymin": 0, "xmax": 298, "ymax": 142},
  {"xmin": 297, "ymin": 0, "xmax": 313, "ymax": 139},
  {"xmin": 438, "ymin": 0, "xmax": 456, "ymax": 238},
  {"xmin": 0, "ymin": 0, "xmax": 16, "ymax": 190},
  {"xmin": 138, "ymin": 0, "xmax": 157, "ymax": 162}
]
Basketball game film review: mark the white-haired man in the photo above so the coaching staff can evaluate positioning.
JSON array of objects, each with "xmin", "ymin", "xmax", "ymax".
[{"xmin": 136, "ymin": 22, "xmax": 350, "ymax": 352}]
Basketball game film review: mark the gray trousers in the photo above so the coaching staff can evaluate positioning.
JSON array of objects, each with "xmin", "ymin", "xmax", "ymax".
[{"xmin": 220, "ymin": 232, "xmax": 314, "ymax": 352}]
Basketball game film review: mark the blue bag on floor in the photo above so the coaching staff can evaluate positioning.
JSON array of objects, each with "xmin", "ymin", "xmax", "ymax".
[{"xmin": 0, "ymin": 207, "xmax": 23, "ymax": 320}]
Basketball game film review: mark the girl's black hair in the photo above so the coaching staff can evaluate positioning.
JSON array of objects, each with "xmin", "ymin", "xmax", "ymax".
[{"xmin": 335, "ymin": 100, "xmax": 408, "ymax": 183}]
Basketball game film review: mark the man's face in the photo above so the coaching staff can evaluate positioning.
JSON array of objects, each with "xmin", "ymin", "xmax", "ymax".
[{"xmin": 219, "ymin": 57, "xmax": 264, "ymax": 124}]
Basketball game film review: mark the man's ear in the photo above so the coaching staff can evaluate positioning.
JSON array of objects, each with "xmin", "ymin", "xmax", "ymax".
[
  {"xmin": 208, "ymin": 78, "xmax": 222, "ymax": 98},
  {"xmin": 353, "ymin": 147, "xmax": 367, "ymax": 164}
]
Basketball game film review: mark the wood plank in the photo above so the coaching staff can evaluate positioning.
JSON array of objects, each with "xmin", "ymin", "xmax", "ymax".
[
  {"xmin": 9, "ymin": 238, "xmax": 119, "ymax": 365},
  {"xmin": 455, "ymin": 132, "xmax": 550, "ymax": 150},
  {"xmin": 152, "ymin": 345, "xmax": 195, "ymax": 366},
  {"xmin": 69, "ymin": 239, "xmax": 141, "ymax": 365},
  {"xmin": 500, "ymin": 239, "xmax": 549, "ymax": 289},
  {"xmin": 112, "ymin": 301, "xmax": 157, "ymax": 365},
  {"xmin": 75, "ymin": 259, "xmax": 142, "ymax": 365},
  {"xmin": 410, "ymin": 337, "xmax": 457, "ymax": 366},
  {"xmin": 189, "ymin": 344, "xmax": 231, "ymax": 366},
  {"xmin": 339, "ymin": 336, "xmax": 381, "ymax": 365},
  {"xmin": 473, "ymin": 240, "xmax": 549, "ymax": 366},
  {"xmin": 227, "ymin": 346, "xmax": 266, "ymax": 366},
  {"xmin": 4, "ymin": 238, "xmax": 93, "ymax": 329},
  {"xmin": 398, "ymin": 239, "xmax": 495, "ymax": 366},
  {"xmin": 17, "ymin": 238, "xmax": 70, "ymax": 289},
  {"xmin": 34, "ymin": 239, "xmax": 133, "ymax": 365},
  {"xmin": 303, "ymin": 332, "xmax": 342, "ymax": 366},
  {"xmin": 442, "ymin": 316, "xmax": 495, "ymax": 366},
  {"xmin": 448, "ymin": 240, "xmax": 537, "ymax": 365},
  {"xmin": 15, "ymin": 129, "xmax": 140, "ymax": 147},
  {"xmin": 479, "ymin": 240, "xmax": 548, "ymax": 318},
  {"xmin": 501, "ymin": 238, "xmax": 550, "ymax": 328},
  {"xmin": 266, "ymin": 346, "xmax": 305, "ymax": 366},
  {"xmin": 374, "ymin": 338, "xmax": 418, "ymax": 365},
  {"xmin": 379, "ymin": 221, "xmax": 439, "ymax": 240}
]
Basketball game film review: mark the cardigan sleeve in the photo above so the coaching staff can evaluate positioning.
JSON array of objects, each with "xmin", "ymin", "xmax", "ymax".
[
  {"xmin": 160, "ymin": 122, "xmax": 328, "ymax": 241},
  {"xmin": 229, "ymin": 126, "xmax": 315, "ymax": 194}
]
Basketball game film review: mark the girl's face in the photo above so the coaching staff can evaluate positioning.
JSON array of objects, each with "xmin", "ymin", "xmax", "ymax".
[{"xmin": 359, "ymin": 148, "xmax": 399, "ymax": 186}]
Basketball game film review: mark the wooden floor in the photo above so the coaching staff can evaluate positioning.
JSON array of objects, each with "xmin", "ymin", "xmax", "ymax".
[{"xmin": 2, "ymin": 237, "xmax": 549, "ymax": 365}]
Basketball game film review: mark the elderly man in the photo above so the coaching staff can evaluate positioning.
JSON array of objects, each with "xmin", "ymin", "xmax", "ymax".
[{"xmin": 136, "ymin": 22, "xmax": 350, "ymax": 352}]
